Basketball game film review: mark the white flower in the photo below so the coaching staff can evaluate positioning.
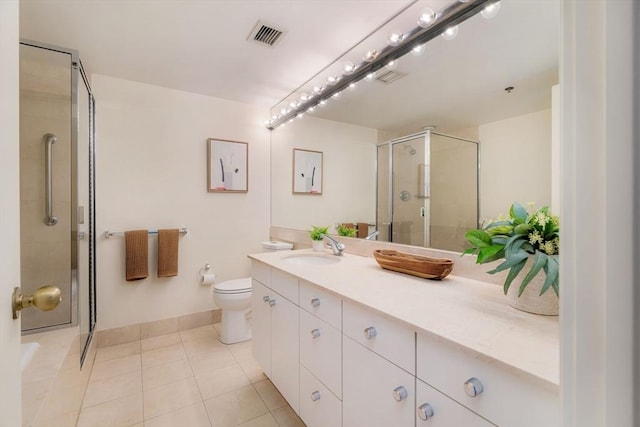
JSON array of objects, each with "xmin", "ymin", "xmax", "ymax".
[{"xmin": 529, "ymin": 231, "xmax": 542, "ymax": 245}]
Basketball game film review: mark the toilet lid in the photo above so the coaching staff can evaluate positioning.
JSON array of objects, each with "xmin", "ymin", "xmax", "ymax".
[{"xmin": 214, "ymin": 278, "xmax": 252, "ymax": 294}]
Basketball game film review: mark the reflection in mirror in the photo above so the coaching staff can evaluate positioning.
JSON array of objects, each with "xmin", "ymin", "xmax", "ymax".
[{"xmin": 270, "ymin": 0, "xmax": 559, "ymax": 252}]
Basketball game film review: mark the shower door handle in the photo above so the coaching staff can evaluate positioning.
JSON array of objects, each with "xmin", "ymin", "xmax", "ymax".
[{"xmin": 44, "ymin": 133, "xmax": 58, "ymax": 226}]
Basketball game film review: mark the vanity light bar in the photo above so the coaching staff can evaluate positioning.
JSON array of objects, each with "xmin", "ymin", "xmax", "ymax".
[{"xmin": 266, "ymin": 0, "xmax": 498, "ymax": 131}]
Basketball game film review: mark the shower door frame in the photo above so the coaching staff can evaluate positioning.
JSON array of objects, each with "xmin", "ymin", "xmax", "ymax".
[
  {"xmin": 19, "ymin": 40, "xmax": 97, "ymax": 365},
  {"xmin": 376, "ymin": 129, "xmax": 480, "ymax": 248}
]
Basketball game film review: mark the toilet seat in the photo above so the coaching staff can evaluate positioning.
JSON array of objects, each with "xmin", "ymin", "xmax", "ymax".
[{"xmin": 214, "ymin": 278, "xmax": 252, "ymax": 295}]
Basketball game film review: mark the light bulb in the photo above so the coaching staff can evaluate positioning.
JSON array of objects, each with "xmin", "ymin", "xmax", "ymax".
[
  {"xmin": 417, "ymin": 8, "xmax": 436, "ymax": 28},
  {"xmin": 388, "ymin": 31, "xmax": 404, "ymax": 47},
  {"xmin": 411, "ymin": 44, "xmax": 425, "ymax": 56},
  {"xmin": 442, "ymin": 25, "xmax": 459, "ymax": 40},
  {"xmin": 343, "ymin": 62, "xmax": 357, "ymax": 75},
  {"xmin": 307, "ymin": 106, "xmax": 315, "ymax": 113},
  {"xmin": 327, "ymin": 75, "xmax": 340, "ymax": 85},
  {"xmin": 365, "ymin": 72, "xmax": 376, "ymax": 81},
  {"xmin": 332, "ymin": 91, "xmax": 341, "ymax": 99},
  {"xmin": 300, "ymin": 92, "xmax": 309, "ymax": 102},
  {"xmin": 363, "ymin": 49, "xmax": 379, "ymax": 62},
  {"xmin": 385, "ymin": 60, "xmax": 398, "ymax": 70},
  {"xmin": 296, "ymin": 113, "xmax": 304, "ymax": 119},
  {"xmin": 481, "ymin": 1, "xmax": 501, "ymax": 19},
  {"xmin": 280, "ymin": 108, "xmax": 287, "ymax": 116},
  {"xmin": 348, "ymin": 82, "xmax": 357, "ymax": 91},
  {"xmin": 312, "ymin": 85, "xmax": 324, "ymax": 94},
  {"xmin": 319, "ymin": 99, "xmax": 327, "ymax": 107},
  {"xmin": 289, "ymin": 101, "xmax": 298, "ymax": 109},
  {"xmin": 264, "ymin": 119, "xmax": 271, "ymax": 126}
]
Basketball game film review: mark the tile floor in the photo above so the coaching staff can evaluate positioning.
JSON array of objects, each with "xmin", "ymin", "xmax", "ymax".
[{"xmin": 76, "ymin": 324, "xmax": 306, "ymax": 427}]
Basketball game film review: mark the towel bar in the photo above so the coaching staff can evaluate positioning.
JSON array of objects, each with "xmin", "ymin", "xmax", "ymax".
[{"xmin": 104, "ymin": 228, "xmax": 188, "ymax": 239}]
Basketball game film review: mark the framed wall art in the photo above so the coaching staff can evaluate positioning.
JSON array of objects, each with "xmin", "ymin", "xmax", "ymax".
[
  {"xmin": 293, "ymin": 148, "xmax": 323, "ymax": 195},
  {"xmin": 207, "ymin": 138, "xmax": 248, "ymax": 192}
]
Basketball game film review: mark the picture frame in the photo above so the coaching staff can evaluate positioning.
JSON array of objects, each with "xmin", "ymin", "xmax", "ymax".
[
  {"xmin": 207, "ymin": 138, "xmax": 248, "ymax": 193},
  {"xmin": 292, "ymin": 148, "xmax": 323, "ymax": 195}
]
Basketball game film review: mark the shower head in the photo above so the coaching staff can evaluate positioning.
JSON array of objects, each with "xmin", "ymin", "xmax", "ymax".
[{"xmin": 404, "ymin": 145, "xmax": 417, "ymax": 155}]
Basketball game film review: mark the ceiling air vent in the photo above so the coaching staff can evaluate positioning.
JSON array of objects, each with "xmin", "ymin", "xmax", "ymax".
[
  {"xmin": 376, "ymin": 70, "xmax": 406, "ymax": 84},
  {"xmin": 248, "ymin": 21, "xmax": 287, "ymax": 48}
]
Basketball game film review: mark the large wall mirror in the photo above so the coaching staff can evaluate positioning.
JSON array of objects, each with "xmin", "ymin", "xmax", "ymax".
[{"xmin": 270, "ymin": 0, "xmax": 559, "ymax": 252}]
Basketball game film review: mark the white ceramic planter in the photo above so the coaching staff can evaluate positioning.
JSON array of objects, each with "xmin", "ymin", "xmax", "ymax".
[{"xmin": 506, "ymin": 258, "xmax": 559, "ymax": 316}]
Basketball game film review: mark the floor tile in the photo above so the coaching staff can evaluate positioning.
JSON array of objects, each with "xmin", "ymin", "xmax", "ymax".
[
  {"xmin": 204, "ymin": 385, "xmax": 269, "ymax": 427},
  {"xmin": 237, "ymin": 412, "xmax": 279, "ymax": 427},
  {"xmin": 228, "ymin": 340, "xmax": 252, "ymax": 360},
  {"xmin": 143, "ymin": 376, "xmax": 202, "ymax": 420},
  {"xmin": 237, "ymin": 356, "xmax": 267, "ymax": 384},
  {"xmin": 76, "ymin": 392, "xmax": 143, "ymax": 427},
  {"xmin": 253, "ymin": 379, "xmax": 287, "ymax": 411},
  {"xmin": 32, "ymin": 409, "xmax": 79, "ymax": 427},
  {"xmin": 183, "ymin": 335, "xmax": 228, "ymax": 357},
  {"xmin": 141, "ymin": 343, "xmax": 187, "ymax": 369},
  {"xmin": 195, "ymin": 364, "xmax": 250, "ymax": 400},
  {"xmin": 94, "ymin": 341, "xmax": 141, "ymax": 364},
  {"xmin": 271, "ymin": 405, "xmax": 306, "ymax": 427},
  {"xmin": 89, "ymin": 353, "xmax": 141, "ymax": 382},
  {"xmin": 141, "ymin": 332, "xmax": 181, "ymax": 352},
  {"xmin": 143, "ymin": 402, "xmax": 212, "ymax": 427},
  {"xmin": 188, "ymin": 347, "xmax": 237, "ymax": 377},
  {"xmin": 179, "ymin": 325, "xmax": 218, "ymax": 343},
  {"xmin": 83, "ymin": 370, "xmax": 142, "ymax": 408},
  {"xmin": 142, "ymin": 357, "xmax": 193, "ymax": 390}
]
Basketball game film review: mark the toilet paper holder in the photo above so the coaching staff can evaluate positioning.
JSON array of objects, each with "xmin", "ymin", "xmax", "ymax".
[
  {"xmin": 199, "ymin": 263, "xmax": 211, "ymax": 276},
  {"xmin": 198, "ymin": 263, "xmax": 216, "ymax": 285}
]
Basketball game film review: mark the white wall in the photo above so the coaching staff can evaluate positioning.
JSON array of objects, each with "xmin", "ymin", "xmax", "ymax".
[
  {"xmin": 271, "ymin": 116, "xmax": 377, "ymax": 233},
  {"xmin": 93, "ymin": 75, "xmax": 270, "ymax": 330},
  {"xmin": 479, "ymin": 109, "xmax": 552, "ymax": 220}
]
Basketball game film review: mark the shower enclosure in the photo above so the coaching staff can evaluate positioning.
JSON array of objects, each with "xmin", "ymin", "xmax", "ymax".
[
  {"xmin": 376, "ymin": 129, "xmax": 478, "ymax": 252},
  {"xmin": 19, "ymin": 41, "xmax": 96, "ymax": 365}
]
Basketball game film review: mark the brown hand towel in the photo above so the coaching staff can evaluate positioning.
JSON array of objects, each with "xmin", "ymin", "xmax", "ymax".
[
  {"xmin": 125, "ymin": 230, "xmax": 149, "ymax": 281},
  {"xmin": 357, "ymin": 222, "xmax": 369, "ymax": 239},
  {"xmin": 157, "ymin": 229, "xmax": 179, "ymax": 277}
]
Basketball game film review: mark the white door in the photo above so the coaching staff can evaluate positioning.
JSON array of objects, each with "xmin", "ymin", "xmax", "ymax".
[{"xmin": 0, "ymin": 1, "xmax": 23, "ymax": 425}]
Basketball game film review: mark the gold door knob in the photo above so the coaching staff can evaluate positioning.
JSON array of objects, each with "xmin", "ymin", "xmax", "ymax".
[{"xmin": 12, "ymin": 285, "xmax": 62, "ymax": 319}]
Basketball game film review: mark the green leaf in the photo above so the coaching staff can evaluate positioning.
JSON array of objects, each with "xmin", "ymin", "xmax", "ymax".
[
  {"xmin": 461, "ymin": 247, "xmax": 478, "ymax": 256},
  {"xmin": 504, "ymin": 234, "xmax": 527, "ymax": 256},
  {"xmin": 510, "ymin": 202, "xmax": 528, "ymax": 221},
  {"xmin": 477, "ymin": 245, "xmax": 505, "ymax": 264},
  {"xmin": 503, "ymin": 258, "xmax": 527, "ymax": 295},
  {"xmin": 540, "ymin": 255, "xmax": 559, "ymax": 296},
  {"xmin": 483, "ymin": 220, "xmax": 512, "ymax": 229},
  {"xmin": 487, "ymin": 249, "xmax": 529, "ymax": 274},
  {"xmin": 514, "ymin": 223, "xmax": 532, "ymax": 235},
  {"xmin": 465, "ymin": 230, "xmax": 492, "ymax": 248},
  {"xmin": 518, "ymin": 251, "xmax": 548, "ymax": 296}
]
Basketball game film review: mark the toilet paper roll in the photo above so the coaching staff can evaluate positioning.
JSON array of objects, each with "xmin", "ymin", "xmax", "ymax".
[{"xmin": 201, "ymin": 272, "xmax": 216, "ymax": 285}]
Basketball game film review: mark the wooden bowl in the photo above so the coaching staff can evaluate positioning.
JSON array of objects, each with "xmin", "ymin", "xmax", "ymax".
[{"xmin": 373, "ymin": 249, "xmax": 454, "ymax": 280}]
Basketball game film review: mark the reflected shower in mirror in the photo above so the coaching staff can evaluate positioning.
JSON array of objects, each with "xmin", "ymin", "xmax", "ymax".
[{"xmin": 270, "ymin": 0, "xmax": 559, "ymax": 251}]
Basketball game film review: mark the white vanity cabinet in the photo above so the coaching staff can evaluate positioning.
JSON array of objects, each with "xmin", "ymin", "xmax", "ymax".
[
  {"xmin": 251, "ymin": 264, "xmax": 300, "ymax": 413},
  {"xmin": 416, "ymin": 332, "xmax": 559, "ymax": 427}
]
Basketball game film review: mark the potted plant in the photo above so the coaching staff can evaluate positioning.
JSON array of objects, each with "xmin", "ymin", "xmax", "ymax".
[
  {"xmin": 336, "ymin": 224, "xmax": 357, "ymax": 238},
  {"xmin": 462, "ymin": 202, "xmax": 559, "ymax": 315},
  {"xmin": 309, "ymin": 225, "xmax": 329, "ymax": 251}
]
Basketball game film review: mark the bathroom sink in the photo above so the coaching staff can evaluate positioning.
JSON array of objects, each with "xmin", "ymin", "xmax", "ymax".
[{"xmin": 282, "ymin": 253, "xmax": 341, "ymax": 266}]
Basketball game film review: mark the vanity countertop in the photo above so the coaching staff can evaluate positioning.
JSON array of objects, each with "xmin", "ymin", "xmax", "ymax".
[{"xmin": 249, "ymin": 249, "xmax": 559, "ymax": 389}]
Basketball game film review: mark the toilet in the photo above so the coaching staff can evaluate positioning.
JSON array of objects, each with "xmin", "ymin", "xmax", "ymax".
[{"xmin": 213, "ymin": 240, "xmax": 293, "ymax": 344}]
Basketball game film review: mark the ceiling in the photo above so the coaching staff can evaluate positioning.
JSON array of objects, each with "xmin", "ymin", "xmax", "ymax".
[
  {"xmin": 19, "ymin": 0, "xmax": 559, "ymax": 132},
  {"xmin": 19, "ymin": 0, "xmax": 417, "ymax": 109}
]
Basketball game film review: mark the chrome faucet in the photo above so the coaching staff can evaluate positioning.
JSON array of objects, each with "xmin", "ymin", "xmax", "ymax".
[
  {"xmin": 365, "ymin": 230, "xmax": 380, "ymax": 240},
  {"xmin": 321, "ymin": 234, "xmax": 345, "ymax": 256}
]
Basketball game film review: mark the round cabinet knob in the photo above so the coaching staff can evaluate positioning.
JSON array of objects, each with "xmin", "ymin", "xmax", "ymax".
[
  {"xmin": 310, "ymin": 391, "xmax": 321, "ymax": 401},
  {"xmin": 268, "ymin": 299, "xmax": 276, "ymax": 307},
  {"xmin": 392, "ymin": 386, "xmax": 408, "ymax": 402},
  {"xmin": 263, "ymin": 296, "xmax": 270, "ymax": 303},
  {"xmin": 417, "ymin": 403, "xmax": 435, "ymax": 421},
  {"xmin": 363, "ymin": 326, "xmax": 377, "ymax": 340},
  {"xmin": 310, "ymin": 298, "xmax": 321, "ymax": 308},
  {"xmin": 463, "ymin": 377, "xmax": 484, "ymax": 397},
  {"xmin": 310, "ymin": 329, "xmax": 321, "ymax": 339}
]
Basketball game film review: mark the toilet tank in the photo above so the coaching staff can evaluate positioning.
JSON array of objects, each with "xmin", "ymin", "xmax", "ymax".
[{"xmin": 261, "ymin": 240, "xmax": 293, "ymax": 252}]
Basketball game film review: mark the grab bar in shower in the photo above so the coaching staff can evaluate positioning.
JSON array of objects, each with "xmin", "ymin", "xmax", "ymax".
[{"xmin": 44, "ymin": 133, "xmax": 58, "ymax": 226}]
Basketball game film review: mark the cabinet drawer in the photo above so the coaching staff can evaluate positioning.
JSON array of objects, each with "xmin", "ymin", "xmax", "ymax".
[
  {"xmin": 416, "ymin": 332, "xmax": 559, "ymax": 427},
  {"xmin": 416, "ymin": 378, "xmax": 494, "ymax": 426},
  {"xmin": 299, "ymin": 309, "xmax": 342, "ymax": 398},
  {"xmin": 251, "ymin": 260, "xmax": 271, "ymax": 286},
  {"xmin": 343, "ymin": 300, "xmax": 415, "ymax": 374},
  {"xmin": 271, "ymin": 268, "xmax": 298, "ymax": 304},
  {"xmin": 300, "ymin": 365, "xmax": 342, "ymax": 427},
  {"xmin": 299, "ymin": 280, "xmax": 342, "ymax": 330},
  {"xmin": 343, "ymin": 336, "xmax": 415, "ymax": 427}
]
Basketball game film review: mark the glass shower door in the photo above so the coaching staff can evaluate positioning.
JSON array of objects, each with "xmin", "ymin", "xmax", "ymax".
[{"xmin": 391, "ymin": 136, "xmax": 428, "ymax": 246}]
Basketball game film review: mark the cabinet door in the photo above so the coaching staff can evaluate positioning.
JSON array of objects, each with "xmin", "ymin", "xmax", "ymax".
[
  {"xmin": 271, "ymin": 291, "xmax": 300, "ymax": 414},
  {"xmin": 343, "ymin": 336, "xmax": 414, "ymax": 427},
  {"xmin": 300, "ymin": 365, "xmax": 342, "ymax": 427},
  {"xmin": 251, "ymin": 279, "xmax": 272, "ymax": 378},
  {"xmin": 300, "ymin": 309, "xmax": 342, "ymax": 398},
  {"xmin": 416, "ymin": 378, "xmax": 495, "ymax": 426}
]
